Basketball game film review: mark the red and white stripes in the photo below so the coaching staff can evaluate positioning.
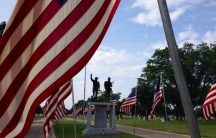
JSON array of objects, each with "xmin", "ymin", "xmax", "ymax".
[
  {"xmin": 0, "ymin": 0, "xmax": 120, "ymax": 137},
  {"xmin": 43, "ymin": 81, "xmax": 71, "ymax": 138},
  {"xmin": 148, "ymin": 88, "xmax": 163, "ymax": 120},
  {"xmin": 202, "ymin": 83, "xmax": 216, "ymax": 120}
]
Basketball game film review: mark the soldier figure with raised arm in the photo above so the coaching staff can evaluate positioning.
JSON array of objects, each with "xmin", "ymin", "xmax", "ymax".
[{"xmin": 90, "ymin": 74, "xmax": 100, "ymax": 101}]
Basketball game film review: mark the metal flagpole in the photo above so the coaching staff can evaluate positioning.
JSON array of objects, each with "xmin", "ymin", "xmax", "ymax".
[
  {"xmin": 82, "ymin": 66, "xmax": 87, "ymax": 128},
  {"xmin": 157, "ymin": 0, "xmax": 201, "ymax": 137},
  {"xmin": 160, "ymin": 74, "xmax": 170, "ymax": 138},
  {"xmin": 133, "ymin": 87, "xmax": 137, "ymax": 135},
  {"xmin": 61, "ymin": 119, "xmax": 65, "ymax": 138},
  {"xmin": 71, "ymin": 79, "xmax": 77, "ymax": 138}
]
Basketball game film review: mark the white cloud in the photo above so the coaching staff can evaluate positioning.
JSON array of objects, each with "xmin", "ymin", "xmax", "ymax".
[
  {"xmin": 178, "ymin": 25, "xmax": 199, "ymax": 45},
  {"xmin": 170, "ymin": 6, "xmax": 188, "ymax": 21},
  {"xmin": 152, "ymin": 41, "xmax": 167, "ymax": 49},
  {"xmin": 177, "ymin": 25, "xmax": 216, "ymax": 46},
  {"xmin": 71, "ymin": 47, "xmax": 147, "ymax": 103},
  {"xmin": 131, "ymin": 0, "xmax": 199, "ymax": 27},
  {"xmin": 132, "ymin": 11, "xmax": 161, "ymax": 27},
  {"xmin": 88, "ymin": 47, "xmax": 144, "ymax": 78},
  {"xmin": 202, "ymin": 30, "xmax": 216, "ymax": 43}
]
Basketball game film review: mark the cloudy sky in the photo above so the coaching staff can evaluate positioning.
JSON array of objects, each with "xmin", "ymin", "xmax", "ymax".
[{"xmin": 1, "ymin": 0, "xmax": 216, "ymax": 108}]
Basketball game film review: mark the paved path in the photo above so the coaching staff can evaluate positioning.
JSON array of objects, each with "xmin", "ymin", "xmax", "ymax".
[
  {"xmin": 116, "ymin": 124, "xmax": 190, "ymax": 138},
  {"xmin": 25, "ymin": 120, "xmax": 56, "ymax": 138}
]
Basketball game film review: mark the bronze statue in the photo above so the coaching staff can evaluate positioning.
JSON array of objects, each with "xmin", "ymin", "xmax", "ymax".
[
  {"xmin": 90, "ymin": 74, "xmax": 100, "ymax": 101},
  {"xmin": 104, "ymin": 77, "xmax": 112, "ymax": 102}
]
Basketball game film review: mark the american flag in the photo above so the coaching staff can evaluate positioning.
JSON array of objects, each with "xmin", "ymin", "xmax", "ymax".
[
  {"xmin": 75, "ymin": 107, "xmax": 83, "ymax": 115},
  {"xmin": 54, "ymin": 103, "xmax": 67, "ymax": 120},
  {"xmin": 43, "ymin": 81, "xmax": 72, "ymax": 138},
  {"xmin": 202, "ymin": 83, "xmax": 216, "ymax": 120},
  {"xmin": 111, "ymin": 99, "xmax": 117, "ymax": 105},
  {"xmin": 83, "ymin": 105, "xmax": 96, "ymax": 113},
  {"xmin": 0, "ymin": 0, "xmax": 120, "ymax": 137},
  {"xmin": 148, "ymin": 78, "xmax": 163, "ymax": 120},
  {"xmin": 120, "ymin": 87, "xmax": 137, "ymax": 113}
]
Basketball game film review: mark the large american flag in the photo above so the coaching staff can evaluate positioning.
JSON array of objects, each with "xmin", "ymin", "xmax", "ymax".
[
  {"xmin": 0, "ymin": 0, "xmax": 120, "ymax": 137},
  {"xmin": 202, "ymin": 83, "xmax": 216, "ymax": 120},
  {"xmin": 120, "ymin": 87, "xmax": 137, "ymax": 113},
  {"xmin": 148, "ymin": 78, "xmax": 163, "ymax": 120}
]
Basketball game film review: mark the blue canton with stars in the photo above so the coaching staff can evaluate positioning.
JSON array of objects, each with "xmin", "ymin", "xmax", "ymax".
[{"xmin": 58, "ymin": 0, "xmax": 67, "ymax": 6}]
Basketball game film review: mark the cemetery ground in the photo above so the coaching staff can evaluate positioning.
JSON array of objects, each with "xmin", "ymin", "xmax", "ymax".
[
  {"xmin": 116, "ymin": 117, "xmax": 216, "ymax": 138},
  {"xmin": 53, "ymin": 120, "xmax": 143, "ymax": 138},
  {"xmin": 52, "ymin": 117, "xmax": 216, "ymax": 138}
]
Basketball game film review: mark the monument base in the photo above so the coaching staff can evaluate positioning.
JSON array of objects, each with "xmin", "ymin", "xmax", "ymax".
[
  {"xmin": 83, "ymin": 102, "xmax": 118, "ymax": 136},
  {"xmin": 82, "ymin": 128, "xmax": 118, "ymax": 136}
]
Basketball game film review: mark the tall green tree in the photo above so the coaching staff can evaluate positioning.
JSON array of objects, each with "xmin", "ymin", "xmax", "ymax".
[{"xmin": 137, "ymin": 42, "xmax": 216, "ymax": 119}]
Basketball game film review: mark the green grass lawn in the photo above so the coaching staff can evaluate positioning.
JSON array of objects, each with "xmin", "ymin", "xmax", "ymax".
[
  {"xmin": 117, "ymin": 118, "xmax": 216, "ymax": 138},
  {"xmin": 53, "ymin": 119, "xmax": 143, "ymax": 138},
  {"xmin": 34, "ymin": 115, "xmax": 43, "ymax": 120}
]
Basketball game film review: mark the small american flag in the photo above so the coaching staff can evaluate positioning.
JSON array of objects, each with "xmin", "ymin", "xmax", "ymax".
[
  {"xmin": 111, "ymin": 99, "xmax": 116, "ymax": 105},
  {"xmin": 202, "ymin": 83, "xmax": 216, "ymax": 120},
  {"xmin": 75, "ymin": 107, "xmax": 83, "ymax": 115},
  {"xmin": 148, "ymin": 78, "xmax": 163, "ymax": 120},
  {"xmin": 120, "ymin": 87, "xmax": 137, "ymax": 113},
  {"xmin": 43, "ymin": 81, "xmax": 72, "ymax": 138}
]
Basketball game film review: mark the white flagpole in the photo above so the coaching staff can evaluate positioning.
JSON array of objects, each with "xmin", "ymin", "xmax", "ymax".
[
  {"xmin": 82, "ymin": 66, "xmax": 87, "ymax": 128},
  {"xmin": 71, "ymin": 79, "xmax": 77, "ymax": 138},
  {"xmin": 133, "ymin": 87, "xmax": 137, "ymax": 135},
  {"xmin": 61, "ymin": 119, "xmax": 65, "ymax": 138},
  {"xmin": 157, "ymin": 1, "xmax": 200, "ymax": 137},
  {"xmin": 160, "ymin": 74, "xmax": 170, "ymax": 138}
]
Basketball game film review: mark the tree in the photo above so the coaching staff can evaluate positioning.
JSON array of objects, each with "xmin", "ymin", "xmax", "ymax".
[
  {"xmin": 0, "ymin": 21, "xmax": 6, "ymax": 36},
  {"xmin": 137, "ymin": 42, "xmax": 216, "ymax": 120},
  {"xmin": 35, "ymin": 105, "xmax": 42, "ymax": 115}
]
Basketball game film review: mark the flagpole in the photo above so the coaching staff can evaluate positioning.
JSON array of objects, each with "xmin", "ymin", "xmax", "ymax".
[
  {"xmin": 133, "ymin": 87, "xmax": 137, "ymax": 135},
  {"xmin": 160, "ymin": 74, "xmax": 170, "ymax": 138},
  {"xmin": 71, "ymin": 80, "xmax": 77, "ymax": 138},
  {"xmin": 82, "ymin": 66, "xmax": 87, "ymax": 128},
  {"xmin": 157, "ymin": 0, "xmax": 200, "ymax": 137},
  {"xmin": 61, "ymin": 118, "xmax": 65, "ymax": 138}
]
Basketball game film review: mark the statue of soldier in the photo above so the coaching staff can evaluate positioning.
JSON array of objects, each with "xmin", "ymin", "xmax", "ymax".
[
  {"xmin": 104, "ymin": 77, "xmax": 112, "ymax": 102},
  {"xmin": 90, "ymin": 74, "xmax": 100, "ymax": 101}
]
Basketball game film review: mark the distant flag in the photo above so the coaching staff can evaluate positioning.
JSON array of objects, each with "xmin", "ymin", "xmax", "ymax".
[
  {"xmin": 110, "ymin": 96, "xmax": 116, "ymax": 105},
  {"xmin": 92, "ymin": 105, "xmax": 95, "ymax": 112},
  {"xmin": 54, "ymin": 103, "xmax": 68, "ymax": 120},
  {"xmin": 120, "ymin": 87, "xmax": 137, "ymax": 113},
  {"xmin": 84, "ymin": 107, "xmax": 88, "ymax": 114},
  {"xmin": 202, "ymin": 82, "xmax": 216, "ymax": 120},
  {"xmin": 148, "ymin": 78, "xmax": 163, "ymax": 121},
  {"xmin": 111, "ymin": 99, "xmax": 117, "ymax": 105},
  {"xmin": 0, "ymin": 0, "xmax": 120, "ymax": 137},
  {"xmin": 83, "ymin": 105, "xmax": 95, "ymax": 113},
  {"xmin": 43, "ymin": 81, "xmax": 72, "ymax": 138},
  {"xmin": 75, "ymin": 107, "xmax": 83, "ymax": 116}
]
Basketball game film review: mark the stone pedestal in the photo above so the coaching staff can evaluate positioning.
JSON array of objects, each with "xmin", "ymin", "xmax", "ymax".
[{"xmin": 83, "ymin": 102, "xmax": 118, "ymax": 136}]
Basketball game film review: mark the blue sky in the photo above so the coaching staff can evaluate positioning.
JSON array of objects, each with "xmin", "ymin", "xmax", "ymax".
[{"xmin": 1, "ymin": 0, "xmax": 216, "ymax": 108}]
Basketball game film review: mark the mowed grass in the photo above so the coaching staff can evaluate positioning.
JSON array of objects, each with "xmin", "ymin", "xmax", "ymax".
[
  {"xmin": 117, "ymin": 118, "xmax": 216, "ymax": 138},
  {"xmin": 53, "ymin": 119, "xmax": 143, "ymax": 138}
]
